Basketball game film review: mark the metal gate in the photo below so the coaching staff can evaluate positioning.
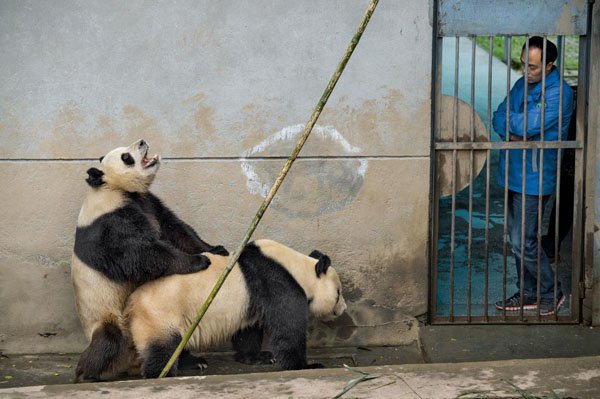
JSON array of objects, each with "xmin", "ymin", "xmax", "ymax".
[{"xmin": 429, "ymin": 0, "xmax": 591, "ymax": 323}]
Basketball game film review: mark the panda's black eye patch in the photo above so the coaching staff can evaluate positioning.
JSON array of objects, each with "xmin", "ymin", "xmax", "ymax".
[{"xmin": 121, "ymin": 153, "xmax": 135, "ymax": 166}]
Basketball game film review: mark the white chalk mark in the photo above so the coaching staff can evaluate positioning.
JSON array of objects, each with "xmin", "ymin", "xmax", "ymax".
[
  {"xmin": 240, "ymin": 124, "xmax": 368, "ymax": 198},
  {"xmin": 240, "ymin": 162, "xmax": 271, "ymax": 198}
]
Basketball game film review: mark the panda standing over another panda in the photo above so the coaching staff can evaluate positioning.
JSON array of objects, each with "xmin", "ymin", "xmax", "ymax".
[
  {"xmin": 125, "ymin": 239, "xmax": 347, "ymax": 378},
  {"xmin": 71, "ymin": 139, "xmax": 229, "ymax": 381}
]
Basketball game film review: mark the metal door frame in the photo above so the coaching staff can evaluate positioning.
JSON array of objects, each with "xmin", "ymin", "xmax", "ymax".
[{"xmin": 428, "ymin": 0, "xmax": 591, "ymax": 324}]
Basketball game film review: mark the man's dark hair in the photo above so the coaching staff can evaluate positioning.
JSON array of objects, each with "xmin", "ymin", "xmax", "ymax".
[{"xmin": 522, "ymin": 36, "xmax": 558, "ymax": 65}]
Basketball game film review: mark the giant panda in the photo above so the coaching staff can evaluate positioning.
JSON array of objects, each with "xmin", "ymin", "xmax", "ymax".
[
  {"xmin": 71, "ymin": 139, "xmax": 228, "ymax": 381},
  {"xmin": 125, "ymin": 239, "xmax": 347, "ymax": 378}
]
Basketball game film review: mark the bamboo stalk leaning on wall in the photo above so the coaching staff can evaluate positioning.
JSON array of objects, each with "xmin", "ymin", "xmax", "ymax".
[{"xmin": 158, "ymin": 0, "xmax": 381, "ymax": 378}]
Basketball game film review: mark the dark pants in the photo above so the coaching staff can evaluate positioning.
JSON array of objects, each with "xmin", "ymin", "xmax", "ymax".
[
  {"xmin": 541, "ymin": 148, "xmax": 575, "ymax": 258},
  {"xmin": 543, "ymin": 95, "xmax": 577, "ymax": 258},
  {"xmin": 508, "ymin": 190, "xmax": 560, "ymax": 300}
]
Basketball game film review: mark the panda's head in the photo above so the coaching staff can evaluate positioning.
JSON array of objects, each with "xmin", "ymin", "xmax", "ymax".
[
  {"xmin": 307, "ymin": 250, "xmax": 347, "ymax": 322},
  {"xmin": 85, "ymin": 139, "xmax": 160, "ymax": 193}
]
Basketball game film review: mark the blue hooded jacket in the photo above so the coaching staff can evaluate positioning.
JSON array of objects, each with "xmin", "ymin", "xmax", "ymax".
[{"xmin": 492, "ymin": 68, "xmax": 573, "ymax": 195}]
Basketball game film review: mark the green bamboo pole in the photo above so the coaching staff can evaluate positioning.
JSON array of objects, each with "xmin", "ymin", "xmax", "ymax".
[{"xmin": 158, "ymin": 0, "xmax": 380, "ymax": 378}]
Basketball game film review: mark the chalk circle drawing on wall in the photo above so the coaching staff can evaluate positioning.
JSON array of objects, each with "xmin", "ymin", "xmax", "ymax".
[{"xmin": 241, "ymin": 124, "xmax": 368, "ymax": 218}]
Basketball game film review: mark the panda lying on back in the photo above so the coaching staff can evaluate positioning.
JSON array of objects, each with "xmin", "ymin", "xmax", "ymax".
[
  {"xmin": 71, "ymin": 139, "xmax": 228, "ymax": 381},
  {"xmin": 126, "ymin": 239, "xmax": 347, "ymax": 378}
]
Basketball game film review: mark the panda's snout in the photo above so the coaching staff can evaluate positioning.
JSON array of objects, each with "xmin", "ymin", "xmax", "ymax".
[{"xmin": 138, "ymin": 139, "xmax": 146, "ymax": 149}]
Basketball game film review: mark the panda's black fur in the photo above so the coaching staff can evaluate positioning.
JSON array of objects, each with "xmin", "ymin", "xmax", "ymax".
[
  {"xmin": 71, "ymin": 139, "xmax": 228, "ymax": 382},
  {"xmin": 125, "ymin": 239, "xmax": 347, "ymax": 378},
  {"xmin": 232, "ymin": 243, "xmax": 314, "ymax": 369},
  {"xmin": 74, "ymin": 191, "xmax": 216, "ymax": 284}
]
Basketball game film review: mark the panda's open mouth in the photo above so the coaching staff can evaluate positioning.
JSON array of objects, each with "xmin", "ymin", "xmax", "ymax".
[{"xmin": 142, "ymin": 152, "xmax": 159, "ymax": 168}]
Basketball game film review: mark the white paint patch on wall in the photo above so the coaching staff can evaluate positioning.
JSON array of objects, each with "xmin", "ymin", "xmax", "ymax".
[{"xmin": 241, "ymin": 123, "xmax": 368, "ymax": 198}]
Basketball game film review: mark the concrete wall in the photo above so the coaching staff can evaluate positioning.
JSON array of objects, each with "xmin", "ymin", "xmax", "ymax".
[{"xmin": 0, "ymin": 1, "xmax": 433, "ymax": 354}]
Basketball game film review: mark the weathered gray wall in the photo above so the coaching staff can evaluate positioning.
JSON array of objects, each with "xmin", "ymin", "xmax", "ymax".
[{"xmin": 0, "ymin": 0, "xmax": 432, "ymax": 354}]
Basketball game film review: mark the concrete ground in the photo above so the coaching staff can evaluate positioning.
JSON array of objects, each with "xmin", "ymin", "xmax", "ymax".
[{"xmin": 1, "ymin": 325, "xmax": 600, "ymax": 398}]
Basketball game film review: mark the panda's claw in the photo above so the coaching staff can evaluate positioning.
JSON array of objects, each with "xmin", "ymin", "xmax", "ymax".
[{"xmin": 196, "ymin": 360, "xmax": 208, "ymax": 371}]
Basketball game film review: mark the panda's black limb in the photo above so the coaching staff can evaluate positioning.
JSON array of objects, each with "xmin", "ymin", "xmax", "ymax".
[
  {"xmin": 261, "ymin": 292, "xmax": 315, "ymax": 371},
  {"xmin": 141, "ymin": 332, "xmax": 181, "ymax": 378},
  {"xmin": 208, "ymin": 245, "xmax": 230, "ymax": 256},
  {"xmin": 74, "ymin": 206, "xmax": 213, "ymax": 285},
  {"xmin": 75, "ymin": 319, "xmax": 133, "ymax": 382},
  {"xmin": 268, "ymin": 324, "xmax": 309, "ymax": 370},
  {"xmin": 238, "ymin": 243, "xmax": 316, "ymax": 371},
  {"xmin": 232, "ymin": 325, "xmax": 275, "ymax": 365},
  {"xmin": 129, "ymin": 192, "xmax": 227, "ymax": 256},
  {"xmin": 262, "ymin": 282, "xmax": 313, "ymax": 370}
]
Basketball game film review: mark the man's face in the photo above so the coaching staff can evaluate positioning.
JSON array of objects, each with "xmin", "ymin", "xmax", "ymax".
[{"xmin": 520, "ymin": 47, "xmax": 553, "ymax": 84}]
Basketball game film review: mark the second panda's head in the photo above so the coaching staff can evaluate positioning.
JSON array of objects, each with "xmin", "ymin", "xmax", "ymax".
[
  {"xmin": 86, "ymin": 139, "xmax": 160, "ymax": 193},
  {"xmin": 307, "ymin": 250, "xmax": 347, "ymax": 322}
]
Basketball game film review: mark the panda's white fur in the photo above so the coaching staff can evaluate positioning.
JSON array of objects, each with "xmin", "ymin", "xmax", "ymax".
[
  {"xmin": 125, "ymin": 239, "xmax": 346, "ymax": 378},
  {"xmin": 71, "ymin": 139, "xmax": 227, "ymax": 381},
  {"xmin": 257, "ymin": 240, "xmax": 345, "ymax": 321}
]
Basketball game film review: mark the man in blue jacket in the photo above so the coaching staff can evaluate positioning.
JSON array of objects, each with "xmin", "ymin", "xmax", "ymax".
[{"xmin": 492, "ymin": 36, "xmax": 574, "ymax": 316}]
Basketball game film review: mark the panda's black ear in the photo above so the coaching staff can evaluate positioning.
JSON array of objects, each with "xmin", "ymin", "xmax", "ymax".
[
  {"xmin": 86, "ymin": 167, "xmax": 105, "ymax": 187},
  {"xmin": 311, "ymin": 250, "xmax": 331, "ymax": 278}
]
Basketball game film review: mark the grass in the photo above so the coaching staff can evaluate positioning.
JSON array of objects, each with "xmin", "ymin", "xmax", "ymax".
[
  {"xmin": 332, "ymin": 365, "xmax": 380, "ymax": 399},
  {"xmin": 474, "ymin": 36, "xmax": 579, "ymax": 73}
]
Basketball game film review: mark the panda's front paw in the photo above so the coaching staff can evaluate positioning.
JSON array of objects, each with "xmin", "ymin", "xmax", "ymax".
[
  {"xmin": 209, "ymin": 245, "xmax": 229, "ymax": 256},
  {"xmin": 189, "ymin": 254, "xmax": 211, "ymax": 272}
]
